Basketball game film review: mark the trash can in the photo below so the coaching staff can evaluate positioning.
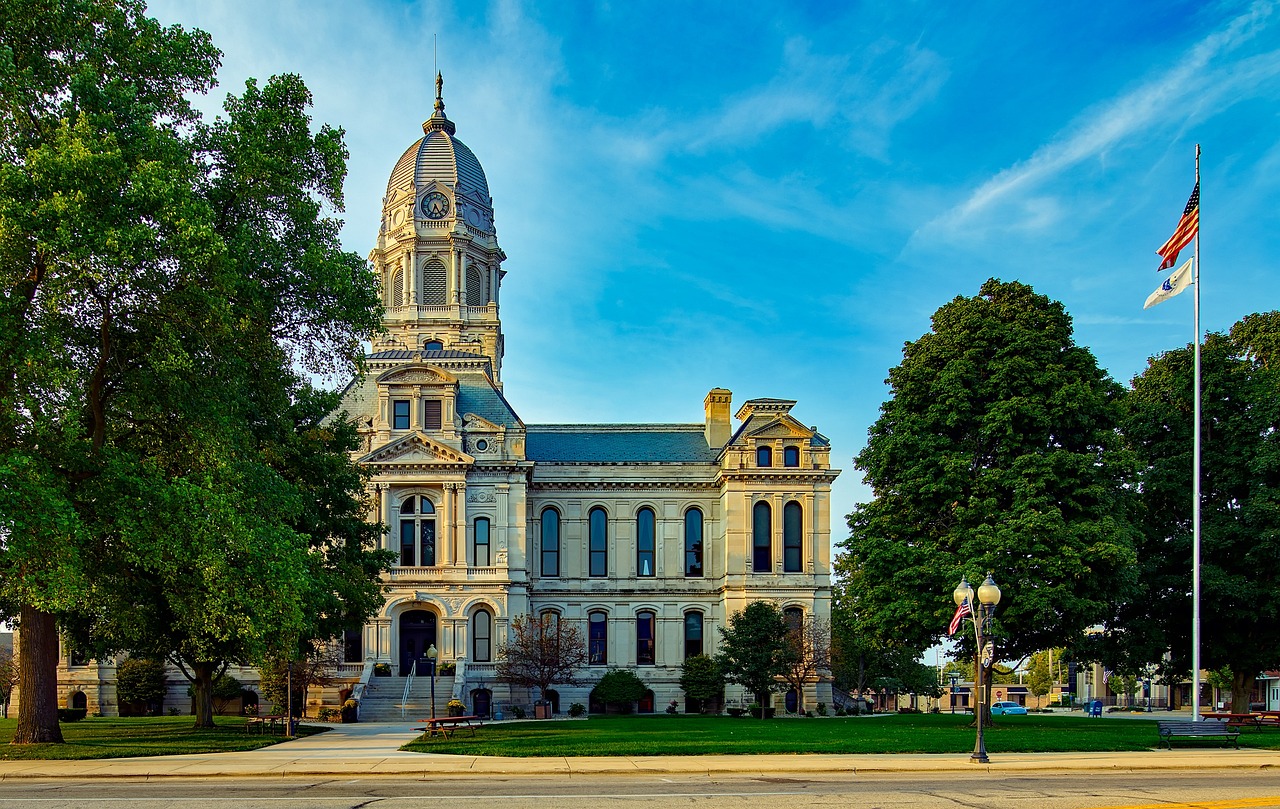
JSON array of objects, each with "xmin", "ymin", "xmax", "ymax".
[{"xmin": 534, "ymin": 701, "xmax": 552, "ymax": 719}]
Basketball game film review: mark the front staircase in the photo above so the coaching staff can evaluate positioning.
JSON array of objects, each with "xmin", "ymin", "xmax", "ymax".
[{"xmin": 357, "ymin": 674, "xmax": 454, "ymax": 722}]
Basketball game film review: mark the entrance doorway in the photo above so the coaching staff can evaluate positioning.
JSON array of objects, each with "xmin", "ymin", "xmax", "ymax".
[{"xmin": 399, "ymin": 609, "xmax": 437, "ymax": 676}]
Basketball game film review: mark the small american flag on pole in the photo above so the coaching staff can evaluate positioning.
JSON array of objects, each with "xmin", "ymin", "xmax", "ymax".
[
  {"xmin": 1156, "ymin": 182, "xmax": 1199, "ymax": 270},
  {"xmin": 948, "ymin": 598, "xmax": 971, "ymax": 636}
]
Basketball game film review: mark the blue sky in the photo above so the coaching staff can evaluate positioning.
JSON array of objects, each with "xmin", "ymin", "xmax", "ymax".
[{"xmin": 151, "ymin": 0, "xmax": 1280, "ymax": 543}]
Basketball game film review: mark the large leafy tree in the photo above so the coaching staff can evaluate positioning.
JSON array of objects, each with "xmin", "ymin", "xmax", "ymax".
[
  {"xmin": 715, "ymin": 601, "xmax": 789, "ymax": 709},
  {"xmin": 837, "ymin": 279, "xmax": 1139, "ymax": 672},
  {"xmin": 1100, "ymin": 313, "xmax": 1280, "ymax": 712},
  {"xmin": 0, "ymin": 0, "xmax": 386, "ymax": 738}
]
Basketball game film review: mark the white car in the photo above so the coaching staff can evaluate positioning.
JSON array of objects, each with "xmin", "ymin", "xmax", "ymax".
[{"xmin": 990, "ymin": 701, "xmax": 1028, "ymax": 716}]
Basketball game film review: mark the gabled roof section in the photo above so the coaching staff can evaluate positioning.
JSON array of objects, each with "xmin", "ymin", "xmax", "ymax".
[
  {"xmin": 526, "ymin": 425, "xmax": 717, "ymax": 464},
  {"xmin": 376, "ymin": 364, "xmax": 457, "ymax": 386},
  {"xmin": 359, "ymin": 431, "xmax": 473, "ymax": 466}
]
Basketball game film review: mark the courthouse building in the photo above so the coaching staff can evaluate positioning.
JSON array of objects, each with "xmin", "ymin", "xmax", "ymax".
[{"xmin": 44, "ymin": 78, "xmax": 840, "ymax": 718}]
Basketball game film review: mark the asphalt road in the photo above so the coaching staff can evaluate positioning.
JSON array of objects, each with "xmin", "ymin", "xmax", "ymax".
[{"xmin": 3, "ymin": 771, "xmax": 1280, "ymax": 809}]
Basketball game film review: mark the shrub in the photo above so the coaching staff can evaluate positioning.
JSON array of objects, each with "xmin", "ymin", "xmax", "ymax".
[
  {"xmin": 58, "ymin": 708, "xmax": 87, "ymax": 722},
  {"xmin": 116, "ymin": 658, "xmax": 167, "ymax": 709},
  {"xmin": 665, "ymin": 699, "xmax": 679, "ymax": 715},
  {"xmin": 590, "ymin": 669, "xmax": 647, "ymax": 712},
  {"xmin": 510, "ymin": 705, "xmax": 526, "ymax": 719},
  {"xmin": 568, "ymin": 702, "xmax": 586, "ymax": 717},
  {"xmin": 317, "ymin": 707, "xmax": 338, "ymax": 721},
  {"xmin": 438, "ymin": 662, "xmax": 457, "ymax": 676},
  {"xmin": 816, "ymin": 702, "xmax": 828, "ymax": 716},
  {"xmin": 373, "ymin": 663, "xmax": 391, "ymax": 676}
]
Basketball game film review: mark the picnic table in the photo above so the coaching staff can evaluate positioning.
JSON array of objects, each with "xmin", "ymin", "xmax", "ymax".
[
  {"xmin": 1202, "ymin": 712, "xmax": 1263, "ymax": 729},
  {"xmin": 243, "ymin": 714, "xmax": 289, "ymax": 735},
  {"xmin": 414, "ymin": 715, "xmax": 484, "ymax": 738}
]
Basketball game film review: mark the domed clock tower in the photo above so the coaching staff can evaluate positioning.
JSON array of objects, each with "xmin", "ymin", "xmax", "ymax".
[{"xmin": 372, "ymin": 73, "xmax": 507, "ymax": 382}]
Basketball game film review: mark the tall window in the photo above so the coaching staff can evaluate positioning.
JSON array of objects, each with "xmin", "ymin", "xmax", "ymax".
[
  {"xmin": 399, "ymin": 496, "xmax": 436, "ymax": 567},
  {"xmin": 784, "ymin": 501, "xmax": 803, "ymax": 573},
  {"xmin": 473, "ymin": 517, "xmax": 491, "ymax": 567},
  {"xmin": 756, "ymin": 446, "xmax": 772, "ymax": 467},
  {"xmin": 784, "ymin": 607, "xmax": 804, "ymax": 633},
  {"xmin": 588, "ymin": 611, "xmax": 608, "ymax": 665},
  {"xmin": 783, "ymin": 446, "xmax": 800, "ymax": 467},
  {"xmin": 423, "ymin": 399, "xmax": 442, "ymax": 430},
  {"xmin": 540, "ymin": 508, "xmax": 560, "ymax": 577},
  {"xmin": 343, "ymin": 628, "xmax": 363, "ymax": 663},
  {"xmin": 637, "ymin": 611, "xmax": 656, "ymax": 665},
  {"xmin": 636, "ymin": 508, "xmax": 656, "ymax": 577},
  {"xmin": 391, "ymin": 268, "xmax": 404, "ymax": 307},
  {"xmin": 684, "ymin": 611, "xmax": 703, "ymax": 658},
  {"xmin": 589, "ymin": 507, "xmax": 608, "ymax": 577},
  {"xmin": 684, "ymin": 508, "xmax": 703, "ymax": 577},
  {"xmin": 540, "ymin": 610, "xmax": 560, "ymax": 631},
  {"xmin": 752, "ymin": 501, "xmax": 771, "ymax": 573},
  {"xmin": 422, "ymin": 259, "xmax": 447, "ymax": 305},
  {"xmin": 472, "ymin": 610, "xmax": 492, "ymax": 662},
  {"xmin": 466, "ymin": 264, "xmax": 485, "ymax": 306},
  {"xmin": 392, "ymin": 400, "xmax": 410, "ymax": 430}
]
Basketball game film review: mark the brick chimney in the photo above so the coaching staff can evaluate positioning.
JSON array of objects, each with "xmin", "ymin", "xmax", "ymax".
[{"xmin": 704, "ymin": 388, "xmax": 732, "ymax": 449}]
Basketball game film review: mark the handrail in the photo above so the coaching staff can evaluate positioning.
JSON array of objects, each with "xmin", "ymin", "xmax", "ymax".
[
  {"xmin": 401, "ymin": 664, "xmax": 415, "ymax": 719},
  {"xmin": 451, "ymin": 657, "xmax": 467, "ymax": 702},
  {"xmin": 352, "ymin": 661, "xmax": 374, "ymax": 722}
]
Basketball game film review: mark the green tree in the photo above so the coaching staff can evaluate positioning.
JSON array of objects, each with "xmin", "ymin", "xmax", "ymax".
[
  {"xmin": 590, "ymin": 669, "xmax": 647, "ymax": 713},
  {"xmin": 1106, "ymin": 314, "xmax": 1280, "ymax": 712},
  {"xmin": 678, "ymin": 654, "xmax": 724, "ymax": 712},
  {"xmin": 716, "ymin": 601, "xmax": 788, "ymax": 710},
  {"xmin": 837, "ymin": 279, "xmax": 1138, "ymax": 675},
  {"xmin": 0, "ymin": 646, "xmax": 15, "ymax": 719},
  {"xmin": 1027, "ymin": 650, "xmax": 1055, "ymax": 703},
  {"xmin": 115, "ymin": 658, "xmax": 167, "ymax": 713}
]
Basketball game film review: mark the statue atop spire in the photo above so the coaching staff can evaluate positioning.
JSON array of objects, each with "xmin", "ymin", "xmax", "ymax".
[
  {"xmin": 435, "ymin": 71, "xmax": 444, "ymax": 115},
  {"xmin": 422, "ymin": 71, "xmax": 456, "ymax": 135}
]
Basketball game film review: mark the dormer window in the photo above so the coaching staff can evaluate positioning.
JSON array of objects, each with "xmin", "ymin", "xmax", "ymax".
[
  {"xmin": 756, "ymin": 446, "xmax": 772, "ymax": 467},
  {"xmin": 423, "ymin": 400, "xmax": 442, "ymax": 430},
  {"xmin": 392, "ymin": 400, "xmax": 410, "ymax": 430},
  {"xmin": 424, "ymin": 340, "xmax": 444, "ymax": 351}
]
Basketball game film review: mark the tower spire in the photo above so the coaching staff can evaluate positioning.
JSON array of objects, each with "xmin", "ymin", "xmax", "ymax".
[{"xmin": 422, "ymin": 71, "xmax": 455, "ymax": 135}]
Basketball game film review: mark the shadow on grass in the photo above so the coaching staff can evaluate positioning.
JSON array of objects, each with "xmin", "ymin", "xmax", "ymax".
[{"xmin": 0, "ymin": 716, "xmax": 328, "ymax": 760}]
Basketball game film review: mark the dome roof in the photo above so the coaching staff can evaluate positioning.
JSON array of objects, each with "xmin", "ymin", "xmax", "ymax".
[{"xmin": 385, "ymin": 73, "xmax": 490, "ymax": 204}]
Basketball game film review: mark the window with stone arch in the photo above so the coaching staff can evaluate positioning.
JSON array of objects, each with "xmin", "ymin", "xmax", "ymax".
[
  {"xmin": 399, "ymin": 495, "xmax": 436, "ymax": 567},
  {"xmin": 473, "ymin": 516, "xmax": 491, "ymax": 567},
  {"xmin": 756, "ymin": 445, "xmax": 772, "ymax": 467},
  {"xmin": 684, "ymin": 507, "xmax": 703, "ymax": 577},
  {"xmin": 752, "ymin": 501, "xmax": 772, "ymax": 573},
  {"xmin": 783, "ymin": 501, "xmax": 803, "ymax": 573},
  {"xmin": 422, "ymin": 258, "xmax": 447, "ymax": 305},
  {"xmin": 588, "ymin": 610, "xmax": 608, "ymax": 665},
  {"xmin": 783, "ymin": 606, "xmax": 804, "ymax": 633},
  {"xmin": 783, "ymin": 445, "xmax": 801, "ymax": 467},
  {"xmin": 683, "ymin": 610, "xmax": 704, "ymax": 658},
  {"xmin": 391, "ymin": 267, "xmax": 404, "ymax": 307},
  {"xmin": 540, "ymin": 507, "xmax": 560, "ymax": 577},
  {"xmin": 472, "ymin": 609, "xmax": 493, "ymax": 662},
  {"xmin": 589, "ymin": 506, "xmax": 608, "ymax": 578},
  {"xmin": 636, "ymin": 610, "xmax": 656, "ymax": 666},
  {"xmin": 466, "ymin": 263, "xmax": 485, "ymax": 306},
  {"xmin": 636, "ymin": 507, "xmax": 656, "ymax": 577}
]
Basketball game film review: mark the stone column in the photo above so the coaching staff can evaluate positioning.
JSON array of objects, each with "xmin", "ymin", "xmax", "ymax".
[
  {"xmin": 441, "ymin": 485, "xmax": 455, "ymax": 566},
  {"xmin": 404, "ymin": 251, "xmax": 414, "ymax": 306},
  {"xmin": 380, "ymin": 485, "xmax": 391, "ymax": 553},
  {"xmin": 454, "ymin": 483, "xmax": 467, "ymax": 566}
]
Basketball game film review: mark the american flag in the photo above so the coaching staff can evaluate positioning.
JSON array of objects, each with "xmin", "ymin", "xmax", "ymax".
[
  {"xmin": 1157, "ymin": 182, "xmax": 1199, "ymax": 270},
  {"xmin": 948, "ymin": 598, "xmax": 971, "ymax": 636}
]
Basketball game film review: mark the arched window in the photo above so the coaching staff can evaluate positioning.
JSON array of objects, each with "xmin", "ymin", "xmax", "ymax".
[
  {"xmin": 684, "ymin": 508, "xmax": 703, "ymax": 577},
  {"xmin": 472, "ymin": 610, "xmax": 492, "ymax": 662},
  {"xmin": 636, "ymin": 508, "xmax": 656, "ymax": 577},
  {"xmin": 466, "ymin": 263, "xmax": 485, "ymax": 306},
  {"xmin": 391, "ymin": 267, "xmax": 404, "ymax": 307},
  {"xmin": 783, "ymin": 446, "xmax": 800, "ymax": 467},
  {"xmin": 637, "ymin": 611, "xmax": 656, "ymax": 665},
  {"xmin": 424, "ymin": 339, "xmax": 444, "ymax": 351},
  {"xmin": 784, "ymin": 501, "xmax": 803, "ymax": 573},
  {"xmin": 540, "ymin": 610, "xmax": 560, "ymax": 631},
  {"xmin": 784, "ymin": 606, "xmax": 804, "ymax": 633},
  {"xmin": 588, "ymin": 611, "xmax": 608, "ymax": 665},
  {"xmin": 422, "ymin": 259, "xmax": 447, "ymax": 305},
  {"xmin": 752, "ymin": 501, "xmax": 772, "ymax": 573},
  {"xmin": 756, "ymin": 446, "xmax": 772, "ymax": 467},
  {"xmin": 540, "ymin": 508, "xmax": 560, "ymax": 577},
  {"xmin": 399, "ymin": 496, "xmax": 436, "ymax": 567},
  {"xmin": 589, "ymin": 507, "xmax": 608, "ymax": 578},
  {"xmin": 684, "ymin": 611, "xmax": 704, "ymax": 658},
  {"xmin": 473, "ymin": 517, "xmax": 491, "ymax": 567}
]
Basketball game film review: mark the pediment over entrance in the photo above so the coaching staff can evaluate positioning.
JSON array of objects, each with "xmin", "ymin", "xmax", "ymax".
[
  {"xmin": 359, "ymin": 431, "xmax": 474, "ymax": 466},
  {"xmin": 376, "ymin": 364, "xmax": 457, "ymax": 387}
]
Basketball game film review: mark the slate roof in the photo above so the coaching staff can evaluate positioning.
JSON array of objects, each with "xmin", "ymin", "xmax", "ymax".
[
  {"xmin": 525, "ymin": 425, "xmax": 718, "ymax": 464},
  {"xmin": 457, "ymin": 374, "xmax": 521, "ymax": 428}
]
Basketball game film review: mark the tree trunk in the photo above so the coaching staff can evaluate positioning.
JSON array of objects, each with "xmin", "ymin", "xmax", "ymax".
[
  {"xmin": 190, "ymin": 661, "xmax": 216, "ymax": 729},
  {"xmin": 1230, "ymin": 669, "xmax": 1254, "ymax": 714},
  {"xmin": 13, "ymin": 604, "xmax": 64, "ymax": 744}
]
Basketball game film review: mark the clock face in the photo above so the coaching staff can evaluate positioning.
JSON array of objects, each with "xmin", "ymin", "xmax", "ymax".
[{"xmin": 421, "ymin": 191, "xmax": 450, "ymax": 220}]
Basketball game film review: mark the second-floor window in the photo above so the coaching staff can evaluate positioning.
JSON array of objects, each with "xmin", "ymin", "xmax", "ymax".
[
  {"xmin": 392, "ymin": 400, "xmax": 410, "ymax": 429},
  {"xmin": 684, "ymin": 508, "xmax": 703, "ymax": 577},
  {"xmin": 783, "ymin": 501, "xmax": 803, "ymax": 572},
  {"xmin": 540, "ymin": 508, "xmax": 560, "ymax": 577},
  {"xmin": 636, "ymin": 508, "xmax": 655, "ymax": 577},
  {"xmin": 589, "ymin": 507, "xmax": 608, "ymax": 577},
  {"xmin": 752, "ymin": 501, "xmax": 771, "ymax": 573},
  {"xmin": 399, "ymin": 495, "xmax": 436, "ymax": 567},
  {"xmin": 474, "ymin": 517, "xmax": 491, "ymax": 567}
]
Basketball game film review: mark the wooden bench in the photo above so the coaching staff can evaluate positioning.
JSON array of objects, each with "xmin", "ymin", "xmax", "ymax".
[
  {"xmin": 414, "ymin": 715, "xmax": 484, "ymax": 739},
  {"xmin": 1157, "ymin": 720, "xmax": 1240, "ymax": 749}
]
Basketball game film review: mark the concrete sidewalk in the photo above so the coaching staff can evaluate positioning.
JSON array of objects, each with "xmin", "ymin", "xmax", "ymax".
[{"xmin": 2, "ymin": 721, "xmax": 1278, "ymax": 780}]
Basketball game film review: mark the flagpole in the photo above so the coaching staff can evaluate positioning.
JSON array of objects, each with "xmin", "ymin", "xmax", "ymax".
[{"xmin": 1191, "ymin": 143, "xmax": 1202, "ymax": 721}]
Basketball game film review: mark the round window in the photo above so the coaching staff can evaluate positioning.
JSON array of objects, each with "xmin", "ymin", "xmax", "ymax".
[{"xmin": 474, "ymin": 439, "xmax": 489, "ymax": 452}]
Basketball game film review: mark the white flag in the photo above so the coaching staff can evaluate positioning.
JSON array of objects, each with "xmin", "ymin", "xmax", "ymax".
[{"xmin": 1144, "ymin": 258, "xmax": 1193, "ymax": 309}]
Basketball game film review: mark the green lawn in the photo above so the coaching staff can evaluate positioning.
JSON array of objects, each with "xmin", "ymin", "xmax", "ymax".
[
  {"xmin": 0, "ymin": 716, "xmax": 327, "ymax": 760},
  {"xmin": 401, "ymin": 713, "xmax": 1280, "ymax": 757}
]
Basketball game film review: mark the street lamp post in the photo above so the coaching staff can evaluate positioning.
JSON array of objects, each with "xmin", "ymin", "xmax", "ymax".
[
  {"xmin": 953, "ymin": 572, "xmax": 1002, "ymax": 764},
  {"xmin": 950, "ymin": 673, "xmax": 959, "ymax": 714},
  {"xmin": 426, "ymin": 643, "xmax": 438, "ymax": 720}
]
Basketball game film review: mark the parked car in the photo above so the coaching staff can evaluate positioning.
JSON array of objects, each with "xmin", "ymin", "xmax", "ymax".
[{"xmin": 990, "ymin": 701, "xmax": 1028, "ymax": 716}]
